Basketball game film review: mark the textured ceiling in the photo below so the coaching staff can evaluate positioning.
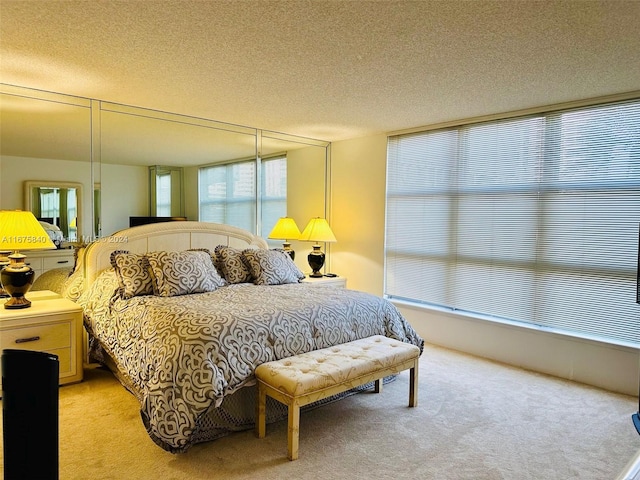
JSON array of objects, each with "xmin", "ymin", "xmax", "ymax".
[{"xmin": 1, "ymin": 0, "xmax": 639, "ymax": 142}]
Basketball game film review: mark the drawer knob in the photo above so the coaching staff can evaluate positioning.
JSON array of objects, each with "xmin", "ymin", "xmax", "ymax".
[
  {"xmin": 15, "ymin": 336, "xmax": 40, "ymax": 344},
  {"xmin": 56, "ymin": 260, "xmax": 70, "ymax": 264}
]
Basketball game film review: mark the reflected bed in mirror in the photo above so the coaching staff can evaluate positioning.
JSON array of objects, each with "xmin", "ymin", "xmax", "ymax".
[{"xmin": 24, "ymin": 181, "xmax": 83, "ymax": 246}]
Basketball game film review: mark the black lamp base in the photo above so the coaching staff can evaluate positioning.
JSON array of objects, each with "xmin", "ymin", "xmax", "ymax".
[
  {"xmin": 307, "ymin": 245, "xmax": 325, "ymax": 278},
  {"xmin": 281, "ymin": 242, "xmax": 295, "ymax": 261},
  {"xmin": 1, "ymin": 255, "xmax": 35, "ymax": 309},
  {"xmin": 3, "ymin": 296, "xmax": 32, "ymax": 309}
]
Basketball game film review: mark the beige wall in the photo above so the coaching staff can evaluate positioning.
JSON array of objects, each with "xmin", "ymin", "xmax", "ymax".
[
  {"xmin": 330, "ymin": 134, "xmax": 388, "ymax": 295},
  {"xmin": 100, "ymin": 163, "xmax": 149, "ymax": 236}
]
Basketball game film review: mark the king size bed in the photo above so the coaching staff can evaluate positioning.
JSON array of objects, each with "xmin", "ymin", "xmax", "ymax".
[{"xmin": 70, "ymin": 221, "xmax": 423, "ymax": 453}]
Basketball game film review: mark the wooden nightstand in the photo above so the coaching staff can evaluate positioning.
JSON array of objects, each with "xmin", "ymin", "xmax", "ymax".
[
  {"xmin": 23, "ymin": 248, "xmax": 75, "ymax": 277},
  {"xmin": 301, "ymin": 275, "xmax": 347, "ymax": 288},
  {"xmin": 0, "ymin": 292, "xmax": 83, "ymax": 387}
]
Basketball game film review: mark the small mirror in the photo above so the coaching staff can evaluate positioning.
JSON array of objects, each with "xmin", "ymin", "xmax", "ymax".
[{"xmin": 24, "ymin": 181, "xmax": 83, "ymax": 245}]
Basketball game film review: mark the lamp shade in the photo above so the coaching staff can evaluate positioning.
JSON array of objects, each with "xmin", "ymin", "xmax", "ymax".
[
  {"xmin": 299, "ymin": 218, "xmax": 337, "ymax": 243},
  {"xmin": 0, "ymin": 210, "xmax": 56, "ymax": 251},
  {"xmin": 268, "ymin": 217, "xmax": 301, "ymax": 240}
]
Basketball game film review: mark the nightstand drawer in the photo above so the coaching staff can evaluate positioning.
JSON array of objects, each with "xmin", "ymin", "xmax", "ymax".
[
  {"xmin": 43, "ymin": 255, "xmax": 74, "ymax": 270},
  {"xmin": 1, "ymin": 322, "xmax": 71, "ymax": 351}
]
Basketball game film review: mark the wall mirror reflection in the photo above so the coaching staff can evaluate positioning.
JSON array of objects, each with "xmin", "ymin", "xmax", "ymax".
[
  {"xmin": 24, "ymin": 180, "xmax": 83, "ymax": 245},
  {"xmin": 1, "ymin": 84, "xmax": 330, "ymax": 261}
]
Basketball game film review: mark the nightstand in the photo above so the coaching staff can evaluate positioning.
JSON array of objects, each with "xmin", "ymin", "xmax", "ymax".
[
  {"xmin": 0, "ymin": 292, "xmax": 83, "ymax": 387},
  {"xmin": 23, "ymin": 248, "xmax": 75, "ymax": 277},
  {"xmin": 302, "ymin": 275, "xmax": 347, "ymax": 288}
]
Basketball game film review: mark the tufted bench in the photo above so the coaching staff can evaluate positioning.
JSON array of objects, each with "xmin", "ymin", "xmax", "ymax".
[{"xmin": 255, "ymin": 335, "xmax": 420, "ymax": 460}]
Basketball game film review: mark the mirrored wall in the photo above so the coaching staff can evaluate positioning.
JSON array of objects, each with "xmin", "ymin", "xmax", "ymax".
[{"xmin": 0, "ymin": 84, "xmax": 330, "ymax": 248}]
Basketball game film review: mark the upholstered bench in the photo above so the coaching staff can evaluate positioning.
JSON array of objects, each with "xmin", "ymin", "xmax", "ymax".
[{"xmin": 255, "ymin": 335, "xmax": 420, "ymax": 460}]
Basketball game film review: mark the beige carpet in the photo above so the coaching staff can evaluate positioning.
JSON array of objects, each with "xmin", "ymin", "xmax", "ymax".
[{"xmin": 1, "ymin": 343, "xmax": 638, "ymax": 480}]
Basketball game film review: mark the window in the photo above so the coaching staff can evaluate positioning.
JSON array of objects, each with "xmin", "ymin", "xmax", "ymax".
[
  {"xmin": 198, "ymin": 155, "xmax": 287, "ymax": 235},
  {"xmin": 155, "ymin": 172, "xmax": 172, "ymax": 216},
  {"xmin": 386, "ymin": 98, "xmax": 640, "ymax": 346},
  {"xmin": 261, "ymin": 155, "xmax": 288, "ymax": 239}
]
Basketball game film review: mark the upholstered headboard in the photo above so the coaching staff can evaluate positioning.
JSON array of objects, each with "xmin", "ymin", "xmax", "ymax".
[{"xmin": 83, "ymin": 221, "xmax": 268, "ymax": 286}]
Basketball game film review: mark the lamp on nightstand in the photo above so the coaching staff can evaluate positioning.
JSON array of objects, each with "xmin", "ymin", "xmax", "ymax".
[
  {"xmin": 299, "ymin": 217, "xmax": 337, "ymax": 277},
  {"xmin": 0, "ymin": 210, "xmax": 56, "ymax": 309},
  {"xmin": 268, "ymin": 217, "xmax": 301, "ymax": 260}
]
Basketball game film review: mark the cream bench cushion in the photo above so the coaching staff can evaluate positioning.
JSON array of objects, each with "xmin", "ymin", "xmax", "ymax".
[{"xmin": 255, "ymin": 335, "xmax": 420, "ymax": 460}]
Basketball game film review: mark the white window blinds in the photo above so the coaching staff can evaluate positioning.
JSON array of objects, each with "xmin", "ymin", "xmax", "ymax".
[
  {"xmin": 261, "ymin": 155, "xmax": 288, "ymax": 241},
  {"xmin": 199, "ymin": 160, "xmax": 256, "ymax": 233},
  {"xmin": 386, "ymin": 99, "xmax": 640, "ymax": 346},
  {"xmin": 198, "ymin": 155, "xmax": 287, "ymax": 236}
]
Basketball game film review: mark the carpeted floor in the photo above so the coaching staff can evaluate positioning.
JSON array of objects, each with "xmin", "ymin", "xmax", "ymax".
[{"xmin": 1, "ymin": 343, "xmax": 638, "ymax": 479}]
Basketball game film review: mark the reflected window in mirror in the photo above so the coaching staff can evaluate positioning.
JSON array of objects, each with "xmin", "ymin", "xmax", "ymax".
[
  {"xmin": 150, "ymin": 166, "xmax": 184, "ymax": 217},
  {"xmin": 261, "ymin": 155, "xmax": 288, "ymax": 240},
  {"xmin": 24, "ymin": 181, "xmax": 83, "ymax": 246},
  {"xmin": 198, "ymin": 154, "xmax": 287, "ymax": 236},
  {"xmin": 199, "ymin": 160, "xmax": 256, "ymax": 233}
]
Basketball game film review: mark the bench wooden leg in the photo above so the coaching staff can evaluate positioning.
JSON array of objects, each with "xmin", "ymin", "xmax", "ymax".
[
  {"xmin": 256, "ymin": 382, "xmax": 266, "ymax": 438},
  {"xmin": 287, "ymin": 400, "xmax": 300, "ymax": 461},
  {"xmin": 409, "ymin": 359, "xmax": 419, "ymax": 407},
  {"xmin": 374, "ymin": 378, "xmax": 383, "ymax": 393}
]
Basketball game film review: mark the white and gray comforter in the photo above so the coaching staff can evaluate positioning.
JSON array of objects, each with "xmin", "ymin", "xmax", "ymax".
[{"xmin": 79, "ymin": 270, "xmax": 424, "ymax": 452}]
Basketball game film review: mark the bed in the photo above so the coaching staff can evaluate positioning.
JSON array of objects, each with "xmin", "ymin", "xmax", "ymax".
[{"xmin": 76, "ymin": 221, "xmax": 424, "ymax": 453}]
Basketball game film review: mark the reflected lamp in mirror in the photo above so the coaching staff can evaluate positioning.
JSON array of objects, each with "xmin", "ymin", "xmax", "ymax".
[
  {"xmin": 0, "ymin": 210, "xmax": 56, "ymax": 309},
  {"xmin": 299, "ymin": 218, "xmax": 337, "ymax": 277},
  {"xmin": 268, "ymin": 217, "xmax": 301, "ymax": 260}
]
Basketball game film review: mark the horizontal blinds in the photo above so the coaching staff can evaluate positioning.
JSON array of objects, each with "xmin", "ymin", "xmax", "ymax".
[
  {"xmin": 386, "ymin": 99, "xmax": 640, "ymax": 346},
  {"xmin": 261, "ymin": 156, "xmax": 287, "ymax": 240},
  {"xmin": 199, "ymin": 160, "xmax": 256, "ymax": 233}
]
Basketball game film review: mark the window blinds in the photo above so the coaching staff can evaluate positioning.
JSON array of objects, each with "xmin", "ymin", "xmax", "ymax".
[
  {"xmin": 386, "ymin": 99, "xmax": 640, "ymax": 346},
  {"xmin": 198, "ymin": 155, "xmax": 287, "ymax": 236},
  {"xmin": 199, "ymin": 160, "xmax": 256, "ymax": 233},
  {"xmin": 260, "ymin": 155, "xmax": 287, "ymax": 239}
]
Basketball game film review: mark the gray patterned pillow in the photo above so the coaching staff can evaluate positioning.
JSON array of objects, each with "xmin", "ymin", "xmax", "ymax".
[
  {"xmin": 214, "ymin": 245, "xmax": 253, "ymax": 284},
  {"xmin": 110, "ymin": 250, "xmax": 155, "ymax": 299},
  {"xmin": 242, "ymin": 249, "xmax": 305, "ymax": 286},
  {"xmin": 146, "ymin": 250, "xmax": 225, "ymax": 297}
]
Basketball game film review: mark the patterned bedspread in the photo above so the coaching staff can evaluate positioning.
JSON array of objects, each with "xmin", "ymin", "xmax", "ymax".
[{"xmin": 79, "ymin": 270, "xmax": 424, "ymax": 452}]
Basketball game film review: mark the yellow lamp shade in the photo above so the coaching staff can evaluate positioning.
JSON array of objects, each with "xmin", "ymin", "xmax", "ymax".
[
  {"xmin": 0, "ymin": 210, "xmax": 56, "ymax": 251},
  {"xmin": 299, "ymin": 218, "xmax": 337, "ymax": 243},
  {"xmin": 268, "ymin": 217, "xmax": 301, "ymax": 240}
]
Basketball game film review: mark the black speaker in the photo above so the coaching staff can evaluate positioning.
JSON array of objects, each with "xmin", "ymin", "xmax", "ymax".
[{"xmin": 2, "ymin": 349, "xmax": 59, "ymax": 480}]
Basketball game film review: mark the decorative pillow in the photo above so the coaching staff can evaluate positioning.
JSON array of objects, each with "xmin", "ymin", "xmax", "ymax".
[
  {"xmin": 70, "ymin": 245, "xmax": 87, "ymax": 276},
  {"xmin": 146, "ymin": 250, "xmax": 225, "ymax": 297},
  {"xmin": 61, "ymin": 267, "xmax": 85, "ymax": 302},
  {"xmin": 242, "ymin": 248, "xmax": 305, "ymax": 286},
  {"xmin": 110, "ymin": 250, "xmax": 154, "ymax": 299},
  {"xmin": 214, "ymin": 245, "xmax": 253, "ymax": 284}
]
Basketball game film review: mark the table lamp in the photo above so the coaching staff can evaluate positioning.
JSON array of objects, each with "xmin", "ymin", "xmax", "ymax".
[
  {"xmin": 268, "ymin": 217, "xmax": 301, "ymax": 259},
  {"xmin": 0, "ymin": 210, "xmax": 56, "ymax": 309},
  {"xmin": 299, "ymin": 217, "xmax": 336, "ymax": 277}
]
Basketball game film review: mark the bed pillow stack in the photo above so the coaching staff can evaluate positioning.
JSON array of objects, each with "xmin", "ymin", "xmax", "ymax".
[
  {"xmin": 146, "ymin": 250, "xmax": 226, "ymax": 297},
  {"xmin": 214, "ymin": 245, "xmax": 304, "ymax": 286},
  {"xmin": 110, "ymin": 249, "xmax": 225, "ymax": 298},
  {"xmin": 241, "ymin": 249, "xmax": 305, "ymax": 285},
  {"xmin": 214, "ymin": 245, "xmax": 253, "ymax": 284}
]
